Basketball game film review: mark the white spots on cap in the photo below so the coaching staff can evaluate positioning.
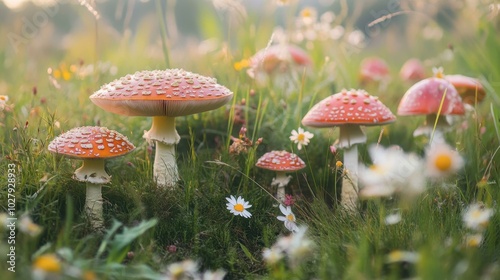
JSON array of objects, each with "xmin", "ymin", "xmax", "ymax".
[
  {"xmin": 302, "ymin": 89, "xmax": 396, "ymax": 126},
  {"xmin": 90, "ymin": 69, "xmax": 233, "ymax": 101},
  {"xmin": 48, "ymin": 126, "xmax": 135, "ymax": 158},
  {"xmin": 255, "ymin": 150, "xmax": 306, "ymax": 171}
]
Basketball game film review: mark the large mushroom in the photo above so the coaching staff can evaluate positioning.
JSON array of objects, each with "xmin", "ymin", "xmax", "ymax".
[
  {"xmin": 90, "ymin": 69, "xmax": 233, "ymax": 188},
  {"xmin": 444, "ymin": 74, "xmax": 486, "ymax": 106},
  {"xmin": 398, "ymin": 70, "xmax": 465, "ymax": 137},
  {"xmin": 255, "ymin": 150, "xmax": 306, "ymax": 203},
  {"xmin": 48, "ymin": 126, "xmax": 135, "ymax": 230},
  {"xmin": 302, "ymin": 89, "xmax": 396, "ymax": 210}
]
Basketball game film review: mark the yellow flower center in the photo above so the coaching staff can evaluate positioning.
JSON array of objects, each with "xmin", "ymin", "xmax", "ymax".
[
  {"xmin": 369, "ymin": 164, "xmax": 384, "ymax": 174},
  {"xmin": 435, "ymin": 154, "xmax": 452, "ymax": 171},
  {"xmin": 234, "ymin": 204, "xmax": 244, "ymax": 212},
  {"xmin": 301, "ymin": 8, "xmax": 313, "ymax": 18},
  {"xmin": 297, "ymin": 134, "xmax": 305, "ymax": 141},
  {"xmin": 336, "ymin": 161, "xmax": 343, "ymax": 168},
  {"xmin": 33, "ymin": 254, "xmax": 61, "ymax": 273},
  {"xmin": 286, "ymin": 214, "xmax": 295, "ymax": 222},
  {"xmin": 0, "ymin": 95, "xmax": 7, "ymax": 101}
]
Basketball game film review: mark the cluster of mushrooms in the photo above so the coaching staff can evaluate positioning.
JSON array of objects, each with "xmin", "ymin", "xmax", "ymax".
[
  {"xmin": 48, "ymin": 69, "xmax": 234, "ymax": 230},
  {"xmin": 248, "ymin": 45, "xmax": 485, "ymax": 211},
  {"xmin": 48, "ymin": 50, "xmax": 486, "ymax": 230}
]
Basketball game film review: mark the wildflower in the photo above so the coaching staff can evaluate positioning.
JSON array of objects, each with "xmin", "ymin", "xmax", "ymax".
[
  {"xmin": 19, "ymin": 215, "xmax": 43, "ymax": 237},
  {"xmin": 425, "ymin": 142, "xmax": 464, "ymax": 179},
  {"xmin": 462, "ymin": 203, "xmax": 494, "ymax": 231},
  {"xmin": 299, "ymin": 7, "xmax": 317, "ymax": 26},
  {"xmin": 286, "ymin": 226, "xmax": 315, "ymax": 267},
  {"xmin": 289, "ymin": 128, "xmax": 314, "ymax": 150},
  {"xmin": 165, "ymin": 259, "xmax": 198, "ymax": 280},
  {"xmin": 464, "ymin": 233, "xmax": 483, "ymax": 248},
  {"xmin": 330, "ymin": 144, "xmax": 337, "ymax": 155},
  {"xmin": 226, "ymin": 195, "xmax": 252, "ymax": 218},
  {"xmin": 277, "ymin": 204, "xmax": 299, "ymax": 232},
  {"xmin": 335, "ymin": 160, "xmax": 343, "ymax": 168},
  {"xmin": 262, "ymin": 247, "xmax": 284, "ymax": 266},
  {"xmin": 385, "ymin": 212, "xmax": 402, "ymax": 225},
  {"xmin": 0, "ymin": 95, "xmax": 8, "ymax": 111},
  {"xmin": 386, "ymin": 250, "xmax": 419, "ymax": 263},
  {"xmin": 201, "ymin": 269, "xmax": 227, "ymax": 280},
  {"xmin": 275, "ymin": 0, "xmax": 297, "ymax": 6},
  {"xmin": 234, "ymin": 58, "xmax": 250, "ymax": 71},
  {"xmin": 32, "ymin": 254, "xmax": 61, "ymax": 280},
  {"xmin": 284, "ymin": 194, "xmax": 295, "ymax": 206},
  {"xmin": 359, "ymin": 145, "xmax": 424, "ymax": 199}
]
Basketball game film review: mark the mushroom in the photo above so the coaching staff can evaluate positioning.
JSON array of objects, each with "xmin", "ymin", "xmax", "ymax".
[
  {"xmin": 302, "ymin": 89, "xmax": 396, "ymax": 210},
  {"xmin": 400, "ymin": 58, "xmax": 426, "ymax": 82},
  {"xmin": 48, "ymin": 126, "xmax": 135, "ymax": 230},
  {"xmin": 89, "ymin": 69, "xmax": 233, "ymax": 188},
  {"xmin": 444, "ymin": 74, "xmax": 486, "ymax": 106},
  {"xmin": 255, "ymin": 150, "xmax": 306, "ymax": 203},
  {"xmin": 247, "ymin": 44, "xmax": 312, "ymax": 88},
  {"xmin": 359, "ymin": 57, "xmax": 390, "ymax": 87},
  {"xmin": 398, "ymin": 70, "xmax": 465, "ymax": 138}
]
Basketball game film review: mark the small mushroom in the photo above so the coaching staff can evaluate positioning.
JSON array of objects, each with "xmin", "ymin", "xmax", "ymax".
[
  {"xmin": 400, "ymin": 58, "xmax": 426, "ymax": 82},
  {"xmin": 90, "ymin": 69, "xmax": 233, "ymax": 188},
  {"xmin": 255, "ymin": 150, "xmax": 306, "ymax": 203},
  {"xmin": 444, "ymin": 74, "xmax": 486, "ymax": 106},
  {"xmin": 398, "ymin": 69, "xmax": 465, "ymax": 138},
  {"xmin": 359, "ymin": 57, "xmax": 390, "ymax": 87},
  {"xmin": 302, "ymin": 89, "xmax": 396, "ymax": 210},
  {"xmin": 48, "ymin": 126, "xmax": 135, "ymax": 230}
]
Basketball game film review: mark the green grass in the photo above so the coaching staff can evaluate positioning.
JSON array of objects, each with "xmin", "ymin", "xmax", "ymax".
[{"xmin": 1, "ymin": 1, "xmax": 500, "ymax": 279}]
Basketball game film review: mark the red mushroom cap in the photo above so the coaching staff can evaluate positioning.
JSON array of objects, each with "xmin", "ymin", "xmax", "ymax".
[
  {"xmin": 445, "ymin": 74, "xmax": 486, "ymax": 105},
  {"xmin": 249, "ymin": 44, "xmax": 312, "ymax": 73},
  {"xmin": 397, "ymin": 77, "xmax": 465, "ymax": 116},
  {"xmin": 360, "ymin": 57, "xmax": 390, "ymax": 84},
  {"xmin": 301, "ymin": 89, "xmax": 396, "ymax": 127},
  {"xmin": 48, "ymin": 126, "xmax": 135, "ymax": 159},
  {"xmin": 255, "ymin": 150, "xmax": 306, "ymax": 172},
  {"xmin": 400, "ymin": 59, "xmax": 426, "ymax": 82},
  {"xmin": 90, "ymin": 69, "xmax": 233, "ymax": 117}
]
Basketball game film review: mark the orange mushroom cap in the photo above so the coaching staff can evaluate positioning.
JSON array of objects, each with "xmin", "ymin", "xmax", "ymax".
[
  {"xmin": 90, "ymin": 69, "xmax": 233, "ymax": 117},
  {"xmin": 302, "ymin": 89, "xmax": 396, "ymax": 127},
  {"xmin": 48, "ymin": 126, "xmax": 135, "ymax": 159},
  {"xmin": 397, "ymin": 77, "xmax": 465, "ymax": 116},
  {"xmin": 255, "ymin": 150, "xmax": 306, "ymax": 172},
  {"xmin": 445, "ymin": 74, "xmax": 486, "ymax": 105}
]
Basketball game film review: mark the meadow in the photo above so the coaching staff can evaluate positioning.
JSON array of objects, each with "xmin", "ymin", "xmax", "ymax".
[{"xmin": 1, "ymin": 0, "xmax": 500, "ymax": 279}]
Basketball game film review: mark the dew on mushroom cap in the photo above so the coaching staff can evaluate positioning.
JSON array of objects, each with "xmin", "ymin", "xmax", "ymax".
[{"xmin": 302, "ymin": 89, "xmax": 396, "ymax": 127}]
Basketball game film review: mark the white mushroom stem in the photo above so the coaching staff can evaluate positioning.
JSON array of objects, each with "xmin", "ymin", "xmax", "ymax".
[
  {"xmin": 413, "ymin": 114, "xmax": 449, "ymax": 139},
  {"xmin": 338, "ymin": 125, "xmax": 367, "ymax": 149},
  {"xmin": 271, "ymin": 171, "xmax": 292, "ymax": 203},
  {"xmin": 86, "ymin": 183, "xmax": 103, "ymax": 230},
  {"xmin": 73, "ymin": 159, "xmax": 110, "ymax": 230},
  {"xmin": 342, "ymin": 145, "xmax": 359, "ymax": 211},
  {"xmin": 143, "ymin": 116, "xmax": 181, "ymax": 188},
  {"xmin": 338, "ymin": 125, "xmax": 363, "ymax": 211}
]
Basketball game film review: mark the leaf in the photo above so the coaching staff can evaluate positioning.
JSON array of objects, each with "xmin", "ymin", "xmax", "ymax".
[
  {"xmin": 107, "ymin": 219, "xmax": 158, "ymax": 262},
  {"xmin": 237, "ymin": 242, "xmax": 256, "ymax": 263}
]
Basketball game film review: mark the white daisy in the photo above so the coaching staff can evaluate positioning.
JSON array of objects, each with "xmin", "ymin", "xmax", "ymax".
[
  {"xmin": 385, "ymin": 212, "xmax": 402, "ymax": 225},
  {"xmin": 165, "ymin": 259, "xmax": 198, "ymax": 280},
  {"xmin": 359, "ymin": 145, "xmax": 424, "ymax": 199},
  {"xmin": 425, "ymin": 142, "xmax": 464, "ymax": 179},
  {"xmin": 262, "ymin": 247, "xmax": 284, "ymax": 266},
  {"xmin": 225, "ymin": 195, "xmax": 252, "ymax": 218},
  {"xmin": 462, "ymin": 203, "xmax": 494, "ymax": 231},
  {"xmin": 464, "ymin": 233, "xmax": 484, "ymax": 248},
  {"xmin": 19, "ymin": 215, "xmax": 42, "ymax": 237},
  {"xmin": 200, "ymin": 269, "xmax": 227, "ymax": 280},
  {"xmin": 277, "ymin": 204, "xmax": 299, "ymax": 232},
  {"xmin": 286, "ymin": 226, "xmax": 315, "ymax": 267},
  {"xmin": 289, "ymin": 127, "xmax": 314, "ymax": 150}
]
